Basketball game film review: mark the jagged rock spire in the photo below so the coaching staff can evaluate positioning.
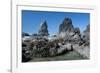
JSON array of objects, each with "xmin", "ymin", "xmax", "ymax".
[
  {"xmin": 38, "ymin": 20, "xmax": 49, "ymax": 36},
  {"xmin": 59, "ymin": 18, "xmax": 74, "ymax": 33}
]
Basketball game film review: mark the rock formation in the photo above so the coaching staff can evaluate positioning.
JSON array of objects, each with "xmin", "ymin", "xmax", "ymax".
[
  {"xmin": 74, "ymin": 27, "xmax": 80, "ymax": 34},
  {"xmin": 22, "ymin": 18, "xmax": 90, "ymax": 62},
  {"xmin": 81, "ymin": 24, "xmax": 90, "ymax": 46},
  {"xmin": 59, "ymin": 18, "xmax": 74, "ymax": 33},
  {"xmin": 59, "ymin": 18, "xmax": 81, "ymax": 44},
  {"xmin": 22, "ymin": 32, "xmax": 30, "ymax": 37},
  {"xmin": 84, "ymin": 24, "xmax": 90, "ymax": 32},
  {"xmin": 38, "ymin": 21, "xmax": 49, "ymax": 36},
  {"xmin": 59, "ymin": 18, "xmax": 75, "ymax": 39}
]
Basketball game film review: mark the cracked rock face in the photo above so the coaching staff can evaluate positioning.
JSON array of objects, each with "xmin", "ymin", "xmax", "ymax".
[{"xmin": 38, "ymin": 21, "xmax": 49, "ymax": 36}]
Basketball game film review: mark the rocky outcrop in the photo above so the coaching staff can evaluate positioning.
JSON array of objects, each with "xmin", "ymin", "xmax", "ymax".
[
  {"xmin": 22, "ymin": 32, "xmax": 30, "ymax": 37},
  {"xmin": 38, "ymin": 21, "xmax": 49, "ymax": 36},
  {"xmin": 58, "ymin": 18, "xmax": 81, "ymax": 45},
  {"xmin": 22, "ymin": 42, "xmax": 32, "ymax": 62},
  {"xmin": 81, "ymin": 24, "xmax": 90, "ymax": 46},
  {"xmin": 58, "ymin": 18, "xmax": 75, "ymax": 39},
  {"xmin": 59, "ymin": 18, "xmax": 74, "ymax": 33},
  {"xmin": 74, "ymin": 27, "xmax": 80, "ymax": 34},
  {"xmin": 84, "ymin": 24, "xmax": 90, "ymax": 32}
]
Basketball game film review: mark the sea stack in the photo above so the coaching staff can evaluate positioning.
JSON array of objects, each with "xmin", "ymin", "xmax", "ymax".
[{"xmin": 38, "ymin": 20, "xmax": 49, "ymax": 36}]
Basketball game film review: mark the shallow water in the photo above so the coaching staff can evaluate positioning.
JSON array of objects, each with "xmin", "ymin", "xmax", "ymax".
[{"xmin": 29, "ymin": 51, "xmax": 88, "ymax": 62}]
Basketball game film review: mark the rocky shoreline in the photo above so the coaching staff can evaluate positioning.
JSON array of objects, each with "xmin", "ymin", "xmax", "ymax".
[{"xmin": 22, "ymin": 18, "xmax": 90, "ymax": 62}]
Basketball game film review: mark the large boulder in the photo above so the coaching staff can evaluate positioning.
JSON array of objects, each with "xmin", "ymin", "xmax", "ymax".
[{"xmin": 22, "ymin": 42, "xmax": 32, "ymax": 62}]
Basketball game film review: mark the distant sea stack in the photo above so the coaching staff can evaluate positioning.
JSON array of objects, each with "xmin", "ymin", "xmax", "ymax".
[{"xmin": 38, "ymin": 20, "xmax": 49, "ymax": 36}]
